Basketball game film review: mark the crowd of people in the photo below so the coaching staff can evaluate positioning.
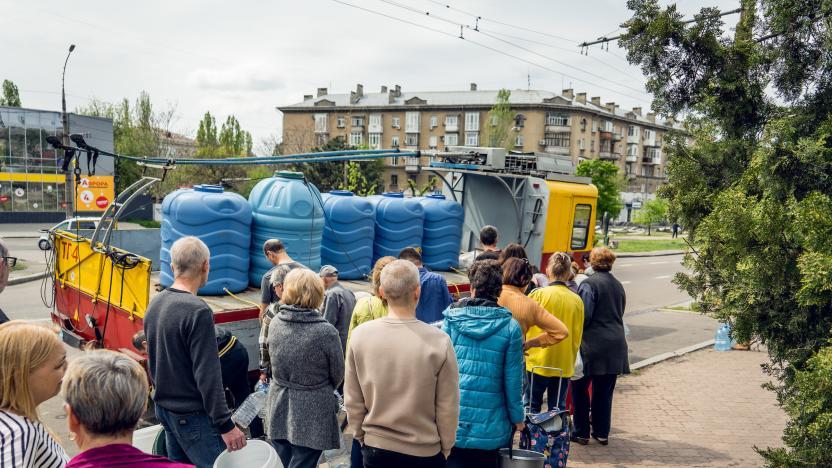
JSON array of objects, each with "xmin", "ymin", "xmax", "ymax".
[{"xmin": 0, "ymin": 225, "xmax": 629, "ymax": 468}]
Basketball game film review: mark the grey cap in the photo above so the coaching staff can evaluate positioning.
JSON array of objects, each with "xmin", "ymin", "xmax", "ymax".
[{"xmin": 319, "ymin": 265, "xmax": 339, "ymax": 277}]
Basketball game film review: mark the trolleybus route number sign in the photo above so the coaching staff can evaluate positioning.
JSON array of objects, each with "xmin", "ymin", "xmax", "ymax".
[{"xmin": 60, "ymin": 241, "xmax": 80, "ymax": 262}]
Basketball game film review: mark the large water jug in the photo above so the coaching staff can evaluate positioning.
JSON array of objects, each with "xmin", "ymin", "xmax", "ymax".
[
  {"xmin": 714, "ymin": 323, "xmax": 732, "ymax": 351},
  {"xmin": 320, "ymin": 191, "xmax": 375, "ymax": 280},
  {"xmin": 419, "ymin": 194, "xmax": 464, "ymax": 271},
  {"xmin": 248, "ymin": 171, "xmax": 324, "ymax": 286},
  {"xmin": 160, "ymin": 185, "xmax": 251, "ymax": 295},
  {"xmin": 367, "ymin": 192, "xmax": 424, "ymax": 262}
]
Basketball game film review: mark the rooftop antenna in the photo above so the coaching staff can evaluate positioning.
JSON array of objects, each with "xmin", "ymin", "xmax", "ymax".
[{"xmin": 527, "ymin": 72, "xmax": 531, "ymax": 91}]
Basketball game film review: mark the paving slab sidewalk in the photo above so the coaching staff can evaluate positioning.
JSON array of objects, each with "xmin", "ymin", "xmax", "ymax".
[{"xmin": 569, "ymin": 347, "xmax": 786, "ymax": 467}]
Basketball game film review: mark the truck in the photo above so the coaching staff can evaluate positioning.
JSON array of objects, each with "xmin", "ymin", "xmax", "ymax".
[{"xmin": 47, "ymin": 146, "xmax": 597, "ymax": 371}]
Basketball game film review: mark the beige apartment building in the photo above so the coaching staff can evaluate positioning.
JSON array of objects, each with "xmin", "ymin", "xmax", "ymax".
[{"xmin": 278, "ymin": 83, "xmax": 678, "ymax": 194}]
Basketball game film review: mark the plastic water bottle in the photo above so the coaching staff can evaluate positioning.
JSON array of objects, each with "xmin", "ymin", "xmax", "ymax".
[
  {"xmin": 231, "ymin": 386, "xmax": 268, "ymax": 428},
  {"xmin": 714, "ymin": 324, "xmax": 732, "ymax": 351}
]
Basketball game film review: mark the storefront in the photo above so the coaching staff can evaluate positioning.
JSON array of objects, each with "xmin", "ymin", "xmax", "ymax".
[{"xmin": 0, "ymin": 107, "xmax": 114, "ymax": 223}]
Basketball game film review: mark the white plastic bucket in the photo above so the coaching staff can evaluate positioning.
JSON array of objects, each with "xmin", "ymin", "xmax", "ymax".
[
  {"xmin": 213, "ymin": 439, "xmax": 281, "ymax": 468},
  {"xmin": 132, "ymin": 424, "xmax": 163, "ymax": 454}
]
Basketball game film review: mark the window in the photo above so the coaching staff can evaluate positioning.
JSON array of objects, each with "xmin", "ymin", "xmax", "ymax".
[
  {"xmin": 641, "ymin": 165, "xmax": 655, "ymax": 177},
  {"xmin": 592, "ymin": 119, "xmax": 598, "ymax": 132},
  {"xmin": 405, "ymin": 112, "xmax": 420, "ymax": 132},
  {"xmin": 429, "ymin": 135, "xmax": 438, "ymax": 148},
  {"xmin": 546, "ymin": 113, "xmax": 570, "ymax": 126},
  {"xmin": 627, "ymin": 144, "xmax": 638, "ymax": 157},
  {"xmin": 392, "ymin": 117, "xmax": 401, "ymax": 129},
  {"xmin": 603, "ymin": 121, "xmax": 614, "ymax": 132},
  {"xmin": 369, "ymin": 114, "xmax": 382, "ymax": 128},
  {"xmin": 392, "ymin": 156, "xmax": 399, "ymax": 165},
  {"xmin": 543, "ymin": 133, "xmax": 570, "ymax": 147},
  {"xmin": 390, "ymin": 174, "xmax": 398, "ymax": 187},
  {"xmin": 368, "ymin": 133, "xmax": 381, "ymax": 149},
  {"xmin": 644, "ymin": 129, "xmax": 654, "ymax": 140},
  {"xmin": 578, "ymin": 138, "xmax": 585, "ymax": 150},
  {"xmin": 628, "ymin": 125, "xmax": 640, "ymax": 137},
  {"xmin": 490, "ymin": 115, "xmax": 499, "ymax": 127},
  {"xmin": 351, "ymin": 116, "xmax": 364, "ymax": 127},
  {"xmin": 391, "ymin": 135, "xmax": 400, "ymax": 147},
  {"xmin": 430, "ymin": 115, "xmax": 438, "ymax": 128},
  {"xmin": 465, "ymin": 132, "xmax": 479, "ymax": 146},
  {"xmin": 314, "ymin": 113, "xmax": 327, "ymax": 133},
  {"xmin": 625, "ymin": 162, "xmax": 634, "ymax": 174},
  {"xmin": 515, "ymin": 135, "xmax": 524, "ymax": 147},
  {"xmin": 445, "ymin": 115, "xmax": 458, "ymax": 128},
  {"xmin": 349, "ymin": 132, "xmax": 363, "ymax": 146},
  {"xmin": 514, "ymin": 114, "xmax": 526, "ymax": 128},
  {"xmin": 445, "ymin": 133, "xmax": 458, "ymax": 146},
  {"xmin": 570, "ymin": 204, "xmax": 593, "ymax": 250},
  {"xmin": 337, "ymin": 116, "xmax": 345, "ymax": 128},
  {"xmin": 580, "ymin": 118, "xmax": 587, "ymax": 131},
  {"xmin": 465, "ymin": 112, "xmax": 479, "ymax": 131},
  {"xmin": 405, "ymin": 133, "xmax": 419, "ymax": 147}
]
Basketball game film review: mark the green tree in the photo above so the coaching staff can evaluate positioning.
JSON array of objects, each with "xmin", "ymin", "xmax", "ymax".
[
  {"xmin": 283, "ymin": 137, "xmax": 384, "ymax": 194},
  {"xmin": 482, "ymin": 89, "xmax": 514, "ymax": 150},
  {"xmin": 406, "ymin": 175, "xmax": 439, "ymax": 197},
  {"xmin": 76, "ymin": 91, "xmax": 176, "ymax": 193},
  {"xmin": 619, "ymin": 0, "xmax": 832, "ymax": 463},
  {"xmin": 186, "ymin": 112, "xmax": 250, "ymax": 186},
  {"xmin": 0, "ymin": 80, "xmax": 21, "ymax": 107},
  {"xmin": 576, "ymin": 159, "xmax": 623, "ymax": 242},
  {"xmin": 632, "ymin": 197, "xmax": 668, "ymax": 235}
]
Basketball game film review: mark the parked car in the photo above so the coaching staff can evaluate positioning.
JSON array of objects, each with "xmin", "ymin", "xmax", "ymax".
[{"xmin": 38, "ymin": 217, "xmax": 107, "ymax": 250}]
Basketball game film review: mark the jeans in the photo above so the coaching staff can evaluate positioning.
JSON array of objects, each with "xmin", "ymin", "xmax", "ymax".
[
  {"xmin": 351, "ymin": 438, "xmax": 364, "ymax": 467},
  {"xmin": 155, "ymin": 405, "xmax": 226, "ymax": 468},
  {"xmin": 446, "ymin": 447, "xmax": 499, "ymax": 468},
  {"xmin": 272, "ymin": 439, "xmax": 323, "ymax": 468},
  {"xmin": 525, "ymin": 372, "xmax": 569, "ymax": 413},
  {"xmin": 362, "ymin": 444, "xmax": 445, "ymax": 468},
  {"xmin": 572, "ymin": 374, "xmax": 618, "ymax": 439}
]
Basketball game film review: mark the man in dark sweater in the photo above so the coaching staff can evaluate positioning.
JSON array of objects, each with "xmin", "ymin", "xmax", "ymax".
[
  {"xmin": 144, "ymin": 236, "xmax": 246, "ymax": 467},
  {"xmin": 475, "ymin": 225, "xmax": 502, "ymax": 261}
]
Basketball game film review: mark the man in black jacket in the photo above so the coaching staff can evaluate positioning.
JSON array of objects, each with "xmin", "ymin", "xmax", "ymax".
[{"xmin": 144, "ymin": 236, "xmax": 246, "ymax": 467}]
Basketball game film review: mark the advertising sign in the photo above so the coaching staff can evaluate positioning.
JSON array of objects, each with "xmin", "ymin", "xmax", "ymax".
[{"xmin": 75, "ymin": 176, "xmax": 115, "ymax": 211}]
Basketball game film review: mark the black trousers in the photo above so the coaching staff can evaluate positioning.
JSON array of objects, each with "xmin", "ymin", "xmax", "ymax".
[
  {"xmin": 362, "ymin": 445, "xmax": 445, "ymax": 468},
  {"xmin": 572, "ymin": 374, "xmax": 618, "ymax": 439},
  {"xmin": 446, "ymin": 447, "xmax": 499, "ymax": 468},
  {"xmin": 272, "ymin": 439, "xmax": 322, "ymax": 468}
]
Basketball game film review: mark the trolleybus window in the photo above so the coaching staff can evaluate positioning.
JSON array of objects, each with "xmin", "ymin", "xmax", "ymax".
[{"xmin": 570, "ymin": 204, "xmax": 592, "ymax": 250}]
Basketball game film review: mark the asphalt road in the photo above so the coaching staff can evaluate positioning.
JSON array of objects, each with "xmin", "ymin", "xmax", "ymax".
[
  {"xmin": 613, "ymin": 253, "xmax": 691, "ymax": 312},
  {"xmin": 4, "ymin": 236, "xmax": 49, "ymax": 274}
]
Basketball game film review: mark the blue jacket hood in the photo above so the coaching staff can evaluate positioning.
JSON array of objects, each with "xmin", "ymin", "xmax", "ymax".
[{"xmin": 444, "ymin": 298, "xmax": 514, "ymax": 340}]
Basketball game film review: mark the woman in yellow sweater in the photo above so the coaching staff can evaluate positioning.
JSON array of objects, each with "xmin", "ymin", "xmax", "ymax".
[
  {"xmin": 346, "ymin": 256, "xmax": 396, "ymax": 344},
  {"xmin": 498, "ymin": 257, "xmax": 569, "ymax": 350},
  {"xmin": 526, "ymin": 252, "xmax": 585, "ymax": 412}
]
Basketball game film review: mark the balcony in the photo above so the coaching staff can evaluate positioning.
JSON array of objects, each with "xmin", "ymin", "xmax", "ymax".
[
  {"xmin": 627, "ymin": 134, "xmax": 639, "ymax": 144},
  {"xmin": 612, "ymin": 132, "xmax": 622, "ymax": 141},
  {"xmin": 599, "ymin": 131, "xmax": 613, "ymax": 140},
  {"xmin": 599, "ymin": 151, "xmax": 620, "ymax": 161},
  {"xmin": 444, "ymin": 123, "xmax": 459, "ymax": 132},
  {"xmin": 642, "ymin": 156, "xmax": 661, "ymax": 165},
  {"xmin": 544, "ymin": 146, "xmax": 570, "ymax": 155},
  {"xmin": 625, "ymin": 154, "xmax": 638, "ymax": 162},
  {"xmin": 405, "ymin": 156, "xmax": 421, "ymax": 174},
  {"xmin": 367, "ymin": 123, "xmax": 383, "ymax": 133},
  {"xmin": 545, "ymin": 124, "xmax": 571, "ymax": 133}
]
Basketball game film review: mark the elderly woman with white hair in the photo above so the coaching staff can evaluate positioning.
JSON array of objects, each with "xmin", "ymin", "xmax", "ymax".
[
  {"xmin": 265, "ymin": 268, "xmax": 344, "ymax": 468},
  {"xmin": 62, "ymin": 349, "xmax": 192, "ymax": 467}
]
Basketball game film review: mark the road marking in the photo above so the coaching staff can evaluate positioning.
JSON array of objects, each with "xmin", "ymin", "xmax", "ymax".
[
  {"xmin": 655, "ymin": 275, "xmax": 672, "ymax": 279},
  {"xmin": 617, "ymin": 264, "xmax": 634, "ymax": 268},
  {"xmin": 621, "ymin": 280, "xmax": 632, "ymax": 285},
  {"xmin": 649, "ymin": 261, "xmax": 670, "ymax": 265}
]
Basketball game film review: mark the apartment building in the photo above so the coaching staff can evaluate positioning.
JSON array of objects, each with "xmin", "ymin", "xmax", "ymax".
[{"xmin": 278, "ymin": 83, "xmax": 679, "ymax": 195}]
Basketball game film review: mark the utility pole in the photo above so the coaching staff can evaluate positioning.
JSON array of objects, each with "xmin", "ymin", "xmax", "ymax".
[{"xmin": 62, "ymin": 44, "xmax": 76, "ymax": 218}]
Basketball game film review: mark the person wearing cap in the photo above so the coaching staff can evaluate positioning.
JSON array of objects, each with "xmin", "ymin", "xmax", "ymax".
[{"xmin": 320, "ymin": 265, "xmax": 356, "ymax": 355}]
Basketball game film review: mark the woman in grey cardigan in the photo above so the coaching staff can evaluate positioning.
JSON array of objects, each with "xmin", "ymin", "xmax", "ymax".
[{"xmin": 266, "ymin": 268, "xmax": 345, "ymax": 468}]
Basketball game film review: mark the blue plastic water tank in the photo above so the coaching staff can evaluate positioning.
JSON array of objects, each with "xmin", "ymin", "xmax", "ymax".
[
  {"xmin": 160, "ymin": 184, "xmax": 252, "ymax": 295},
  {"xmin": 320, "ymin": 191, "xmax": 375, "ymax": 280},
  {"xmin": 248, "ymin": 171, "xmax": 324, "ymax": 286},
  {"xmin": 367, "ymin": 192, "xmax": 424, "ymax": 262},
  {"xmin": 419, "ymin": 194, "xmax": 464, "ymax": 271}
]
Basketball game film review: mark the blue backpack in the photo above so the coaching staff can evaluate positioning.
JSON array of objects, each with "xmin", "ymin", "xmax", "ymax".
[{"xmin": 520, "ymin": 408, "xmax": 571, "ymax": 468}]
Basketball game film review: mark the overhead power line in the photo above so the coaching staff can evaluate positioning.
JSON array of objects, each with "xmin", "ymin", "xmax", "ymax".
[{"xmin": 352, "ymin": 0, "xmax": 652, "ymax": 100}]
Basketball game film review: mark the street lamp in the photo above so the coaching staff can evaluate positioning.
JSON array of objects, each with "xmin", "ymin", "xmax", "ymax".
[{"xmin": 62, "ymin": 44, "xmax": 76, "ymax": 218}]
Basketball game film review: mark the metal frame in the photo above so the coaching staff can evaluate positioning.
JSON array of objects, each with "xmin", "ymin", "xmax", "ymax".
[{"xmin": 90, "ymin": 176, "xmax": 159, "ymax": 253}]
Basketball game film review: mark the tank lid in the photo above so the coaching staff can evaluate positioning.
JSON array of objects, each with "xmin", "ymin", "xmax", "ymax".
[
  {"xmin": 330, "ymin": 190, "xmax": 354, "ymax": 196},
  {"xmin": 274, "ymin": 170, "xmax": 305, "ymax": 180},
  {"xmin": 382, "ymin": 191, "xmax": 404, "ymax": 198},
  {"xmin": 194, "ymin": 184, "xmax": 224, "ymax": 193},
  {"xmin": 426, "ymin": 193, "xmax": 446, "ymax": 200}
]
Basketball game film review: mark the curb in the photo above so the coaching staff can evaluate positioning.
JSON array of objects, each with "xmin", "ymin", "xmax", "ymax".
[
  {"xmin": 630, "ymin": 339, "xmax": 715, "ymax": 371},
  {"xmin": 616, "ymin": 250, "xmax": 686, "ymax": 258},
  {"xmin": 8, "ymin": 270, "xmax": 49, "ymax": 286},
  {"xmin": 0, "ymin": 235, "xmax": 40, "ymax": 239}
]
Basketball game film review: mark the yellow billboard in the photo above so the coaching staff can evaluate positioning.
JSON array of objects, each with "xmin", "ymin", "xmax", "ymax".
[{"xmin": 75, "ymin": 175, "xmax": 115, "ymax": 211}]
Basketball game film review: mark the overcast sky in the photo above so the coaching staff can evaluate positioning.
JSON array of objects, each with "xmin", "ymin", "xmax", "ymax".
[{"xmin": 2, "ymin": 0, "xmax": 737, "ymax": 150}]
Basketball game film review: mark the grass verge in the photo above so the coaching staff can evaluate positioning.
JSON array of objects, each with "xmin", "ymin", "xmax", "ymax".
[
  {"xmin": 125, "ymin": 219, "xmax": 161, "ymax": 229},
  {"xmin": 611, "ymin": 238, "xmax": 688, "ymax": 253}
]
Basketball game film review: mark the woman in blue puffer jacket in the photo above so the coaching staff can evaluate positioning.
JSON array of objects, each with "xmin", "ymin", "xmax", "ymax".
[{"xmin": 443, "ymin": 259, "xmax": 524, "ymax": 468}]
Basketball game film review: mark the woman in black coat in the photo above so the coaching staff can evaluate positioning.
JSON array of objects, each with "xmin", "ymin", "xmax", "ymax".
[{"xmin": 573, "ymin": 247, "xmax": 629, "ymax": 446}]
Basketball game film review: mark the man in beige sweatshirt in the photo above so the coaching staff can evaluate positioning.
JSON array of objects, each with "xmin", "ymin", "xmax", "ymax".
[{"xmin": 345, "ymin": 259, "xmax": 460, "ymax": 467}]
